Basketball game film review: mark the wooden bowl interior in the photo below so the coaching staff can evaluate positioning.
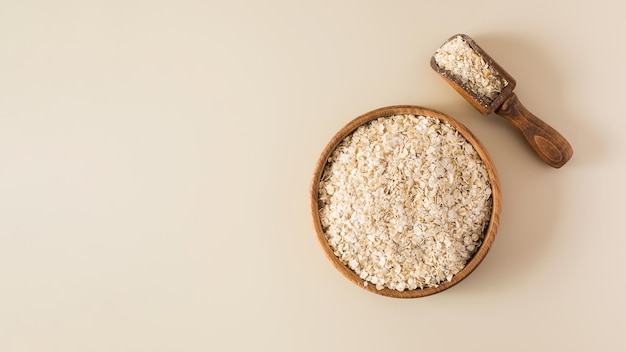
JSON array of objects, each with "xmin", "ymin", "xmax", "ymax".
[{"xmin": 310, "ymin": 105, "xmax": 501, "ymax": 298}]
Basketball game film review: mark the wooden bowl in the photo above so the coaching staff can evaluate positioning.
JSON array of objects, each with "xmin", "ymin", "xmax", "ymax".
[{"xmin": 310, "ymin": 105, "xmax": 501, "ymax": 298}]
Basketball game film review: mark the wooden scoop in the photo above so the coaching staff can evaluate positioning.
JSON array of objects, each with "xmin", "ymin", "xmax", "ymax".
[{"xmin": 431, "ymin": 34, "xmax": 573, "ymax": 168}]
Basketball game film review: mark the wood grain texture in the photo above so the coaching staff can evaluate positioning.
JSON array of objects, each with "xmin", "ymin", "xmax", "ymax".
[
  {"xmin": 496, "ymin": 93, "xmax": 573, "ymax": 168},
  {"xmin": 310, "ymin": 106, "xmax": 501, "ymax": 298}
]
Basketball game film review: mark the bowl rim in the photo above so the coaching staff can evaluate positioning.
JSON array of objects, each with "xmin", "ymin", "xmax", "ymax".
[{"xmin": 310, "ymin": 105, "xmax": 501, "ymax": 298}]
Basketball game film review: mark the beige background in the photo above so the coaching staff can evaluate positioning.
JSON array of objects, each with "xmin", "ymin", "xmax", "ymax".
[{"xmin": 1, "ymin": 0, "xmax": 624, "ymax": 351}]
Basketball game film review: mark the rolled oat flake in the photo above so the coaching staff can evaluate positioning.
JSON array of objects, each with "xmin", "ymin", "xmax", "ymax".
[{"xmin": 318, "ymin": 114, "xmax": 492, "ymax": 291}]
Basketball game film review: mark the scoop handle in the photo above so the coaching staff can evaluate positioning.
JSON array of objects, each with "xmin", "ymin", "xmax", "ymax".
[{"xmin": 495, "ymin": 93, "xmax": 573, "ymax": 168}]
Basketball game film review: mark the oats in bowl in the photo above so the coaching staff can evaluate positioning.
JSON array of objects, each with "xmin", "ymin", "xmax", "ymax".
[{"xmin": 311, "ymin": 106, "xmax": 500, "ymax": 298}]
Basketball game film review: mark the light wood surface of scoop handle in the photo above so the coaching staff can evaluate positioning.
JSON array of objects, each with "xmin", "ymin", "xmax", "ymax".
[{"xmin": 496, "ymin": 93, "xmax": 573, "ymax": 168}]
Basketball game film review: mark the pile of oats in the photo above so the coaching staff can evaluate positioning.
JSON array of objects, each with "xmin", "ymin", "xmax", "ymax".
[
  {"xmin": 433, "ymin": 35, "xmax": 508, "ymax": 103},
  {"xmin": 318, "ymin": 114, "xmax": 492, "ymax": 291}
]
